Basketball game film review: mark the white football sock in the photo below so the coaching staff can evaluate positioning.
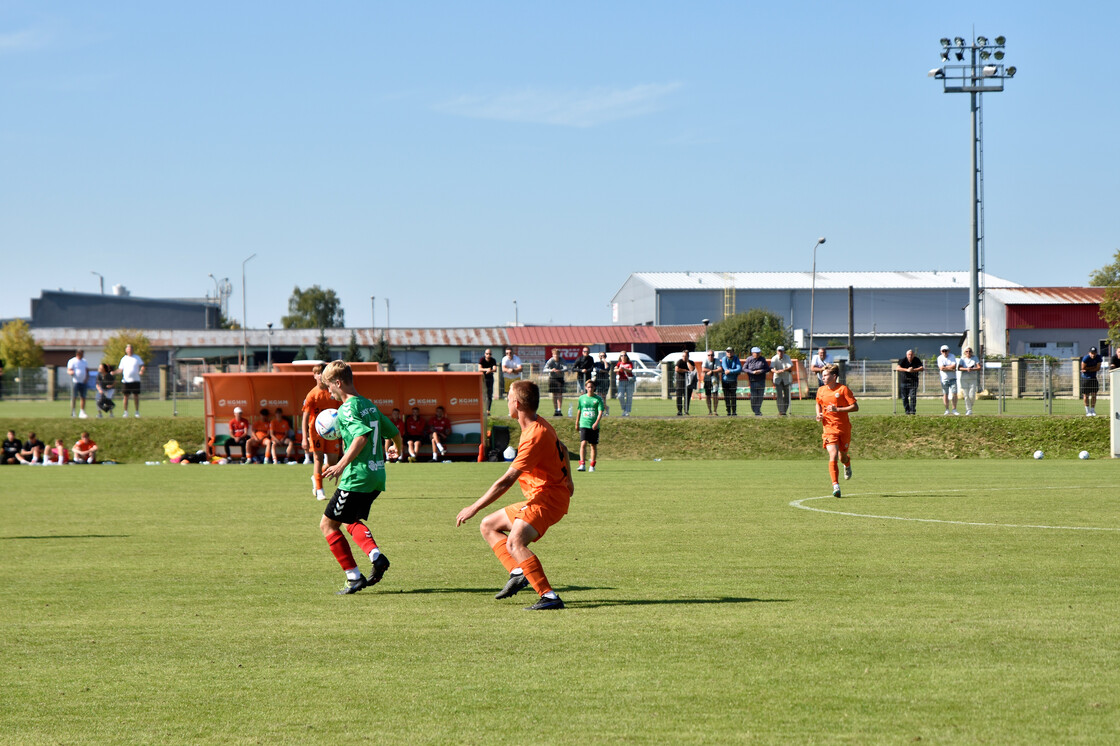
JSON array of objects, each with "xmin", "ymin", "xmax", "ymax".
[{"xmin": 345, "ymin": 568, "xmax": 362, "ymax": 581}]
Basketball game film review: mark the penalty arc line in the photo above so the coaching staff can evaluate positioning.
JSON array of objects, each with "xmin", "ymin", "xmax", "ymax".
[{"xmin": 789, "ymin": 488, "xmax": 1120, "ymax": 532}]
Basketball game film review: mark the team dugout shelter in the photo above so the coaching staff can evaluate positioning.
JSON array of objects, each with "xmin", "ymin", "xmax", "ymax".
[{"xmin": 203, "ymin": 370, "xmax": 487, "ymax": 460}]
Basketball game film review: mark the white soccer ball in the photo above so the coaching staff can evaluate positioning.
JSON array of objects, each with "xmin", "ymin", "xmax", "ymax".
[
  {"xmin": 1033, "ymin": 450, "xmax": 1044, "ymax": 460},
  {"xmin": 1079, "ymin": 450, "xmax": 1090, "ymax": 460},
  {"xmin": 315, "ymin": 408, "xmax": 341, "ymax": 440},
  {"xmin": 502, "ymin": 446, "xmax": 517, "ymax": 461}
]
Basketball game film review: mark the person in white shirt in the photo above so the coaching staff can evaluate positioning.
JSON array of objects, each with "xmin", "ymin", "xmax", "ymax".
[
  {"xmin": 809, "ymin": 348, "xmax": 831, "ymax": 393},
  {"xmin": 113, "ymin": 343, "xmax": 146, "ymax": 418},
  {"xmin": 770, "ymin": 346, "xmax": 794, "ymax": 416},
  {"xmin": 500, "ymin": 348, "xmax": 523, "ymax": 399},
  {"xmin": 957, "ymin": 346, "xmax": 982, "ymax": 415},
  {"xmin": 66, "ymin": 349, "xmax": 90, "ymax": 419},
  {"xmin": 936, "ymin": 344, "xmax": 960, "ymax": 415}
]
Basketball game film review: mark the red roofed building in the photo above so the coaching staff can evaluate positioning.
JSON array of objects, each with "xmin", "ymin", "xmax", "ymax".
[{"xmin": 979, "ymin": 287, "xmax": 1110, "ymax": 358}]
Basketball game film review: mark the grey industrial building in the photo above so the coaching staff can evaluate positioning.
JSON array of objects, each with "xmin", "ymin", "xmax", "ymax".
[{"xmin": 610, "ymin": 271, "xmax": 1020, "ymax": 359}]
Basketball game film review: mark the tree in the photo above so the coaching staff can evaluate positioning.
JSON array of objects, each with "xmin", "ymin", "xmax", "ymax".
[
  {"xmin": 1092, "ymin": 250, "xmax": 1120, "ymax": 346},
  {"xmin": 343, "ymin": 331, "xmax": 363, "ymax": 362},
  {"xmin": 281, "ymin": 285, "xmax": 345, "ymax": 329},
  {"xmin": 369, "ymin": 335, "xmax": 396, "ymax": 371},
  {"xmin": 103, "ymin": 330, "xmax": 152, "ymax": 367},
  {"xmin": 314, "ymin": 331, "xmax": 333, "ymax": 362},
  {"xmin": 697, "ymin": 310, "xmax": 794, "ymax": 357},
  {"xmin": 0, "ymin": 319, "xmax": 45, "ymax": 368}
]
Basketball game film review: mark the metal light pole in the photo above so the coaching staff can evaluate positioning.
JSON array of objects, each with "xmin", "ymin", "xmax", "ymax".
[
  {"xmin": 513, "ymin": 300, "xmax": 518, "ymax": 326},
  {"xmin": 371, "ymin": 296, "xmax": 376, "ymax": 330},
  {"xmin": 91, "ymin": 271, "xmax": 104, "ymax": 294},
  {"xmin": 808, "ymin": 237, "xmax": 826, "ymax": 353},
  {"xmin": 266, "ymin": 323, "xmax": 273, "ymax": 372},
  {"xmin": 241, "ymin": 253, "xmax": 256, "ymax": 368},
  {"xmin": 929, "ymin": 35, "xmax": 1015, "ymax": 355},
  {"xmin": 702, "ymin": 318, "xmax": 710, "ymax": 353}
]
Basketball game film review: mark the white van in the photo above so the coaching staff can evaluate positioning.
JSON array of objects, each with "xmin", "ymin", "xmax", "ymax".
[
  {"xmin": 603, "ymin": 351, "xmax": 661, "ymax": 381},
  {"xmin": 660, "ymin": 350, "xmax": 727, "ymax": 367}
]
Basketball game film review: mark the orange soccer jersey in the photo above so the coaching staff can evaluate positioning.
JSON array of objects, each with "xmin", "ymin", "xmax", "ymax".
[
  {"xmin": 817, "ymin": 384, "xmax": 857, "ymax": 437},
  {"xmin": 302, "ymin": 385, "xmax": 339, "ymax": 454},
  {"xmin": 504, "ymin": 416, "xmax": 571, "ymax": 539}
]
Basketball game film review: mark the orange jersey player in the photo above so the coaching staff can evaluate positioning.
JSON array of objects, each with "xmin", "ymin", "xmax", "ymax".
[
  {"xmin": 815, "ymin": 363, "xmax": 858, "ymax": 498},
  {"xmin": 456, "ymin": 379, "xmax": 575, "ymax": 610},
  {"xmin": 302, "ymin": 363, "xmax": 341, "ymax": 500}
]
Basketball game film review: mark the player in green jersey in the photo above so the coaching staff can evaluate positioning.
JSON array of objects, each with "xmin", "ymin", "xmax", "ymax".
[
  {"xmin": 575, "ymin": 377, "xmax": 605, "ymax": 472},
  {"xmin": 319, "ymin": 361, "xmax": 404, "ymax": 595}
]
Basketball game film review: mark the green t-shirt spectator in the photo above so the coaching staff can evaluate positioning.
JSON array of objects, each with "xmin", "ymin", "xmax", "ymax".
[
  {"xmin": 338, "ymin": 395, "xmax": 400, "ymax": 492},
  {"xmin": 577, "ymin": 393, "xmax": 606, "ymax": 428}
]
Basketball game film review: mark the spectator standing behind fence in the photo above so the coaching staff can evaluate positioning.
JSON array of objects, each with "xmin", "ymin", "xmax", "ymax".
[
  {"xmin": 810, "ymin": 348, "xmax": 831, "ymax": 393},
  {"xmin": 478, "ymin": 349, "xmax": 498, "ymax": 413},
  {"xmin": 67, "ymin": 349, "xmax": 90, "ymax": 419},
  {"xmin": 573, "ymin": 347, "xmax": 594, "ymax": 391},
  {"xmin": 770, "ymin": 346, "xmax": 793, "ymax": 416},
  {"xmin": 113, "ymin": 344, "xmax": 145, "ymax": 418},
  {"xmin": 674, "ymin": 351, "xmax": 695, "ymax": 416},
  {"xmin": 895, "ymin": 349, "xmax": 923, "ymax": 415},
  {"xmin": 957, "ymin": 346, "xmax": 982, "ymax": 416},
  {"xmin": 501, "ymin": 348, "xmax": 523, "ymax": 399},
  {"xmin": 73, "ymin": 432, "xmax": 98, "ymax": 464},
  {"xmin": 720, "ymin": 347, "xmax": 742, "ymax": 416},
  {"xmin": 615, "ymin": 352, "xmax": 635, "ymax": 417},
  {"xmin": 18, "ymin": 432, "xmax": 45, "ymax": 464},
  {"xmin": 1081, "ymin": 346, "xmax": 1102, "ymax": 417},
  {"xmin": 95, "ymin": 363, "xmax": 116, "ymax": 418},
  {"xmin": 936, "ymin": 345, "xmax": 960, "ymax": 416},
  {"xmin": 702, "ymin": 350, "xmax": 721, "ymax": 415},
  {"xmin": 744, "ymin": 347, "xmax": 771, "ymax": 416},
  {"xmin": 543, "ymin": 350, "xmax": 567, "ymax": 417},
  {"xmin": 593, "ymin": 352, "xmax": 612, "ymax": 410},
  {"xmin": 2, "ymin": 430, "xmax": 21, "ymax": 464}
]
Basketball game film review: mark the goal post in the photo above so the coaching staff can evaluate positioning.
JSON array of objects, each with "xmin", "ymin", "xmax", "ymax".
[{"xmin": 1112, "ymin": 369, "xmax": 1120, "ymax": 458}]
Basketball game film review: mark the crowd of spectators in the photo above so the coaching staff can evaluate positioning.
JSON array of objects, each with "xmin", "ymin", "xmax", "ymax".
[{"xmin": 2, "ymin": 429, "xmax": 100, "ymax": 465}]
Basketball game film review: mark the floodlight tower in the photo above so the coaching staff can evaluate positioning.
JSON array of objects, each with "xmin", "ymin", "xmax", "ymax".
[{"xmin": 929, "ymin": 35, "xmax": 1016, "ymax": 356}]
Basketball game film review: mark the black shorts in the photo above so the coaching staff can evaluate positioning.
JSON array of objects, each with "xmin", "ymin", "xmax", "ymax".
[
  {"xmin": 579, "ymin": 427, "xmax": 599, "ymax": 445},
  {"xmin": 549, "ymin": 377, "xmax": 565, "ymax": 395},
  {"xmin": 324, "ymin": 488, "xmax": 380, "ymax": 524},
  {"xmin": 1082, "ymin": 378, "xmax": 1099, "ymax": 395},
  {"xmin": 122, "ymin": 381, "xmax": 141, "ymax": 396}
]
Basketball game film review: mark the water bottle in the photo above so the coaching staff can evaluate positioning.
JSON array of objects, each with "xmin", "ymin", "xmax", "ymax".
[{"xmin": 567, "ymin": 404, "xmax": 573, "ymax": 417}]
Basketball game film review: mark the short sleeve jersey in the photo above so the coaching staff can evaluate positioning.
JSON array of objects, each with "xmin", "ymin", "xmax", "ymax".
[
  {"xmin": 429, "ymin": 415, "xmax": 452, "ymax": 435},
  {"xmin": 404, "ymin": 416, "xmax": 426, "ymax": 438},
  {"xmin": 816, "ymin": 384, "xmax": 857, "ymax": 434},
  {"xmin": 118, "ymin": 354, "xmax": 143, "ymax": 383},
  {"xmin": 252, "ymin": 418, "xmax": 270, "ymax": 438},
  {"xmin": 303, "ymin": 386, "xmax": 336, "ymax": 421},
  {"xmin": 2, "ymin": 438, "xmax": 21, "ymax": 458},
  {"xmin": 897, "ymin": 356, "xmax": 922, "ymax": 385},
  {"xmin": 67, "ymin": 357, "xmax": 89, "ymax": 384},
  {"xmin": 511, "ymin": 416, "xmax": 570, "ymax": 508},
  {"xmin": 577, "ymin": 393, "xmax": 605, "ymax": 428},
  {"xmin": 936, "ymin": 354, "xmax": 958, "ymax": 383},
  {"xmin": 1081, "ymin": 354, "xmax": 1101, "ymax": 379},
  {"xmin": 228, "ymin": 417, "xmax": 249, "ymax": 439},
  {"xmin": 337, "ymin": 395, "xmax": 400, "ymax": 493},
  {"xmin": 269, "ymin": 418, "xmax": 290, "ymax": 439}
]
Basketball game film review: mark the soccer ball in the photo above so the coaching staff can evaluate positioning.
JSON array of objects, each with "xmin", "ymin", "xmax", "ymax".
[
  {"xmin": 315, "ymin": 409, "xmax": 341, "ymax": 440},
  {"xmin": 1033, "ymin": 450, "xmax": 1044, "ymax": 460},
  {"xmin": 502, "ymin": 446, "xmax": 517, "ymax": 461},
  {"xmin": 1079, "ymin": 450, "xmax": 1090, "ymax": 460}
]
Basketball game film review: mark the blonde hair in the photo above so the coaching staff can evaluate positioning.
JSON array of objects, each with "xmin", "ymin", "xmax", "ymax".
[
  {"xmin": 823, "ymin": 363, "xmax": 840, "ymax": 377},
  {"xmin": 508, "ymin": 379, "xmax": 540, "ymax": 413},
  {"xmin": 320, "ymin": 360, "xmax": 352, "ymax": 386}
]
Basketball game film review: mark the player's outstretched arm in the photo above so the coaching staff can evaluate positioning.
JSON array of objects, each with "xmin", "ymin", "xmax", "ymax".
[{"xmin": 456, "ymin": 467, "xmax": 521, "ymax": 526}]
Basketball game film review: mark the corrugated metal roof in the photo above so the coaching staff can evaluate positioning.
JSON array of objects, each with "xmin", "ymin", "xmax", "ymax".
[
  {"xmin": 629, "ymin": 271, "xmax": 1021, "ymax": 291},
  {"xmin": 985, "ymin": 287, "xmax": 1106, "ymax": 305},
  {"xmin": 656, "ymin": 325, "xmax": 706, "ymax": 343},
  {"xmin": 30, "ymin": 327, "xmax": 510, "ymax": 348},
  {"xmin": 508, "ymin": 326, "xmax": 662, "ymax": 346}
]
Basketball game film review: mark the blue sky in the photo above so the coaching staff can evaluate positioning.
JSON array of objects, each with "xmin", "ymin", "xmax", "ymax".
[{"xmin": 2, "ymin": 1, "xmax": 1117, "ymax": 329}]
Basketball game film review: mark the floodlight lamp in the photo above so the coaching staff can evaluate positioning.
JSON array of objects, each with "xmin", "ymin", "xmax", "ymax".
[
  {"xmin": 994, "ymin": 50, "xmax": 1005, "ymax": 60},
  {"xmin": 982, "ymin": 65, "xmax": 998, "ymax": 77},
  {"xmin": 979, "ymin": 50, "xmax": 991, "ymax": 60},
  {"xmin": 1006, "ymin": 66, "xmax": 1016, "ymax": 77},
  {"xmin": 940, "ymin": 37, "xmax": 951, "ymax": 48},
  {"xmin": 940, "ymin": 50, "xmax": 949, "ymax": 61},
  {"xmin": 928, "ymin": 68, "xmax": 945, "ymax": 79},
  {"xmin": 976, "ymin": 36, "xmax": 988, "ymax": 46},
  {"xmin": 954, "ymin": 37, "xmax": 965, "ymax": 47},
  {"xmin": 995, "ymin": 35, "xmax": 1006, "ymax": 45},
  {"xmin": 955, "ymin": 49, "xmax": 964, "ymax": 61}
]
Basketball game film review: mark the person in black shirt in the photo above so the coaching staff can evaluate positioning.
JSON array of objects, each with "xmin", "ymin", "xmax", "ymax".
[
  {"xmin": 2, "ymin": 430, "xmax": 22, "ymax": 464},
  {"xmin": 18, "ymin": 432, "xmax": 45, "ymax": 464},
  {"xmin": 572, "ymin": 347, "xmax": 594, "ymax": 391},
  {"xmin": 675, "ymin": 352, "xmax": 695, "ymax": 415},
  {"xmin": 895, "ymin": 349, "xmax": 924, "ymax": 415},
  {"xmin": 478, "ymin": 349, "xmax": 498, "ymax": 413}
]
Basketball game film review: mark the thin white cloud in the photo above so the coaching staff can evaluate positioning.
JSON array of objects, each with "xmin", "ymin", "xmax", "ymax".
[
  {"xmin": 436, "ymin": 82, "xmax": 683, "ymax": 128},
  {"xmin": 0, "ymin": 28, "xmax": 49, "ymax": 54}
]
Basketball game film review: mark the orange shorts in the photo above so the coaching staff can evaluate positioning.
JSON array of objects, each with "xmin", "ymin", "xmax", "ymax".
[
  {"xmin": 308, "ymin": 434, "xmax": 340, "ymax": 455},
  {"xmin": 504, "ymin": 498, "xmax": 568, "ymax": 541},
  {"xmin": 822, "ymin": 430, "xmax": 850, "ymax": 451}
]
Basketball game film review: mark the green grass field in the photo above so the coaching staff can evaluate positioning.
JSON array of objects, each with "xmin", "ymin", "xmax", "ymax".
[{"xmin": 2, "ymin": 459, "xmax": 1118, "ymax": 744}]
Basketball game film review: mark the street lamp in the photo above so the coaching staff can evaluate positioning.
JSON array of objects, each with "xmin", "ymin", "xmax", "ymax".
[
  {"xmin": 241, "ymin": 253, "xmax": 256, "ymax": 368},
  {"xmin": 513, "ymin": 300, "xmax": 518, "ymax": 326},
  {"xmin": 929, "ymin": 33, "xmax": 1015, "ymax": 355},
  {"xmin": 808, "ymin": 237, "xmax": 826, "ymax": 353},
  {"xmin": 266, "ymin": 323, "xmax": 273, "ymax": 372},
  {"xmin": 702, "ymin": 318, "xmax": 710, "ymax": 353},
  {"xmin": 91, "ymin": 271, "xmax": 104, "ymax": 295},
  {"xmin": 371, "ymin": 296, "xmax": 376, "ymax": 330}
]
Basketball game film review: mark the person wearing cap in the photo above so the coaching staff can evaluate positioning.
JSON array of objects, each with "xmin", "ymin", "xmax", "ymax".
[
  {"xmin": 701, "ymin": 350, "xmax": 722, "ymax": 415},
  {"xmin": 1080, "ymin": 345, "xmax": 1103, "ymax": 416},
  {"xmin": 770, "ymin": 345, "xmax": 794, "ymax": 416},
  {"xmin": 744, "ymin": 346, "xmax": 771, "ymax": 416},
  {"xmin": 225, "ymin": 406, "xmax": 250, "ymax": 461},
  {"xmin": 895, "ymin": 349, "xmax": 924, "ymax": 415},
  {"xmin": 936, "ymin": 345, "xmax": 960, "ymax": 415},
  {"xmin": 809, "ymin": 347, "xmax": 831, "ymax": 394},
  {"xmin": 957, "ymin": 346, "xmax": 982, "ymax": 415},
  {"xmin": 719, "ymin": 347, "xmax": 743, "ymax": 416}
]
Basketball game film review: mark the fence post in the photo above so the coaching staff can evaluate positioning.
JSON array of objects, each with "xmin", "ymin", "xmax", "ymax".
[
  {"xmin": 45, "ymin": 366, "xmax": 55, "ymax": 401},
  {"xmin": 661, "ymin": 361, "xmax": 671, "ymax": 399},
  {"xmin": 1071, "ymin": 357, "xmax": 1081, "ymax": 400},
  {"xmin": 1010, "ymin": 358, "xmax": 1022, "ymax": 398},
  {"xmin": 159, "ymin": 365, "xmax": 169, "ymax": 400}
]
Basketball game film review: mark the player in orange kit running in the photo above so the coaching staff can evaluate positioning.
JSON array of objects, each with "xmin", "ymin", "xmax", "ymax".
[
  {"xmin": 815, "ymin": 363, "xmax": 858, "ymax": 498},
  {"xmin": 302, "ymin": 363, "xmax": 340, "ymax": 500},
  {"xmin": 456, "ymin": 379, "xmax": 575, "ymax": 610}
]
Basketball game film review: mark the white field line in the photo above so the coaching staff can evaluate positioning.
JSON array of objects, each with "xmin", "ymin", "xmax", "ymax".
[{"xmin": 790, "ymin": 487, "xmax": 1120, "ymax": 532}]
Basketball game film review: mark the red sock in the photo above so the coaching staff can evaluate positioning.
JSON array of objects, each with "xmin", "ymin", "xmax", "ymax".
[
  {"xmin": 519, "ymin": 554, "xmax": 552, "ymax": 596},
  {"xmin": 829, "ymin": 461, "xmax": 839, "ymax": 484},
  {"xmin": 346, "ymin": 522, "xmax": 378, "ymax": 556},
  {"xmin": 489, "ymin": 536, "xmax": 518, "ymax": 573},
  {"xmin": 326, "ymin": 530, "xmax": 357, "ymax": 571}
]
